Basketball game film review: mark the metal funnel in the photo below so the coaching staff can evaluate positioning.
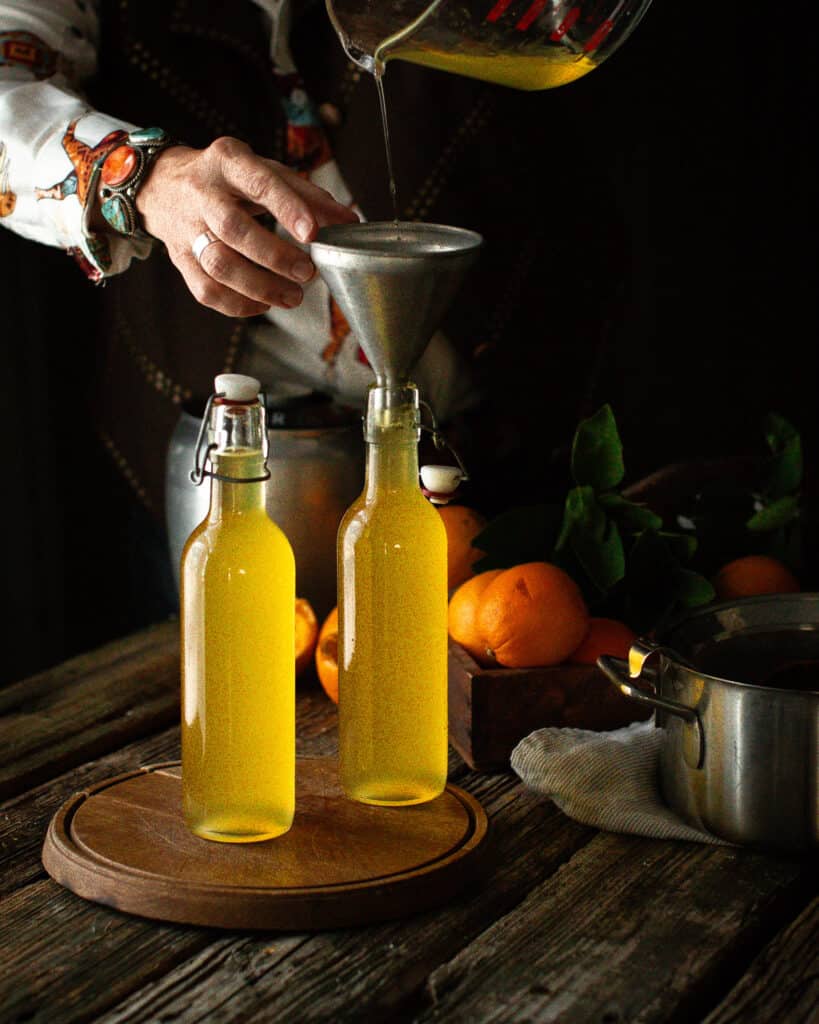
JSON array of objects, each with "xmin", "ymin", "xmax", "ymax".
[{"xmin": 310, "ymin": 222, "xmax": 482, "ymax": 387}]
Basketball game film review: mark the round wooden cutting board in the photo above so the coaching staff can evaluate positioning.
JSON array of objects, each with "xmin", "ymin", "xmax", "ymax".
[{"xmin": 41, "ymin": 759, "xmax": 491, "ymax": 930}]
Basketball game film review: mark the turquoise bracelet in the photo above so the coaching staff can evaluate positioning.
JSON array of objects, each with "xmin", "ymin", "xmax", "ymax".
[{"xmin": 97, "ymin": 127, "xmax": 174, "ymax": 237}]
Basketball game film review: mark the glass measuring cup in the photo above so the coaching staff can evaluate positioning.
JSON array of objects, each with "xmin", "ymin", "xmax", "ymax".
[{"xmin": 326, "ymin": 0, "xmax": 655, "ymax": 90}]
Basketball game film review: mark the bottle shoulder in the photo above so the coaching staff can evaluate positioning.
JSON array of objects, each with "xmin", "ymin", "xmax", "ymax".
[
  {"xmin": 338, "ymin": 492, "xmax": 446, "ymax": 552},
  {"xmin": 341, "ymin": 488, "xmax": 442, "ymax": 519},
  {"xmin": 182, "ymin": 511, "xmax": 295, "ymax": 562}
]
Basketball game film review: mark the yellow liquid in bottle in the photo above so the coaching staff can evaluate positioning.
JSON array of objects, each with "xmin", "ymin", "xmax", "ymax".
[
  {"xmin": 181, "ymin": 450, "xmax": 295, "ymax": 842},
  {"xmin": 338, "ymin": 399, "xmax": 448, "ymax": 806},
  {"xmin": 392, "ymin": 45, "xmax": 598, "ymax": 90}
]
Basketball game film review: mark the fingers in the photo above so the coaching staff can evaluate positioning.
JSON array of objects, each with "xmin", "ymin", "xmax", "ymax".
[
  {"xmin": 205, "ymin": 199, "xmax": 316, "ymax": 284},
  {"xmin": 210, "ymin": 137, "xmax": 358, "ymax": 242},
  {"xmin": 147, "ymin": 137, "xmax": 361, "ymax": 318},
  {"xmin": 276, "ymin": 167, "xmax": 360, "ymax": 228},
  {"xmin": 197, "ymin": 239, "xmax": 303, "ymax": 308},
  {"xmin": 172, "ymin": 243, "xmax": 299, "ymax": 319}
]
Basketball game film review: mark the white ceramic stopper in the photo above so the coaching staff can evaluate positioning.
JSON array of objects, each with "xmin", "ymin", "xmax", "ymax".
[
  {"xmin": 214, "ymin": 373, "xmax": 261, "ymax": 402},
  {"xmin": 420, "ymin": 464, "xmax": 464, "ymax": 504}
]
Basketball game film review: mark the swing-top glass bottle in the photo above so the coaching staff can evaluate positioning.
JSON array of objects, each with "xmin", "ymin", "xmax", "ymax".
[
  {"xmin": 337, "ymin": 381, "xmax": 449, "ymax": 805},
  {"xmin": 181, "ymin": 374, "xmax": 295, "ymax": 842}
]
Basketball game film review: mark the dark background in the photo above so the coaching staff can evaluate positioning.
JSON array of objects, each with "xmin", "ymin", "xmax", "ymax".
[
  {"xmin": 460, "ymin": 0, "xmax": 817, "ymax": 488},
  {"xmin": 574, "ymin": 1, "xmax": 816, "ymax": 478},
  {"xmin": 1, "ymin": 0, "xmax": 816, "ymax": 682}
]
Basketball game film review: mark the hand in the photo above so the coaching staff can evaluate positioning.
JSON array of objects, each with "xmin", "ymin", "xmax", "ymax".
[{"xmin": 133, "ymin": 137, "xmax": 359, "ymax": 317}]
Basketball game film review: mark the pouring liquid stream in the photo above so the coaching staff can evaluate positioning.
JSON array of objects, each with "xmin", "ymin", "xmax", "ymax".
[
  {"xmin": 329, "ymin": 0, "xmax": 448, "ymax": 225},
  {"xmin": 373, "ymin": 71, "xmax": 399, "ymax": 222},
  {"xmin": 327, "ymin": 0, "xmax": 601, "ymax": 220}
]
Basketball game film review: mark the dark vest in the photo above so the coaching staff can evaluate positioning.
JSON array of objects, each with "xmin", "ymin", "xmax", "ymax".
[
  {"xmin": 89, "ymin": 0, "xmax": 285, "ymax": 515},
  {"xmin": 89, "ymin": 0, "xmax": 623, "ymax": 518}
]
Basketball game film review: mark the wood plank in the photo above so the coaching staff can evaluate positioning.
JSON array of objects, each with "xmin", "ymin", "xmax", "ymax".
[
  {"xmin": 0, "ymin": 690, "xmax": 339, "ymax": 900},
  {"xmin": 0, "ymin": 621, "xmax": 343, "ymax": 803},
  {"xmin": 0, "ymin": 727, "xmax": 180, "ymax": 900},
  {"xmin": 413, "ymin": 835, "xmax": 814, "ymax": 1024},
  {"xmin": 95, "ymin": 775, "xmax": 594, "ymax": 1024},
  {"xmin": 4, "ymin": 770, "xmax": 556, "ymax": 1024},
  {"xmin": 43, "ymin": 761, "xmax": 490, "ymax": 931},
  {"xmin": 0, "ymin": 620, "xmax": 176, "ymax": 708},
  {"xmin": 0, "ymin": 880, "xmax": 216, "ymax": 1024},
  {"xmin": 702, "ymin": 896, "xmax": 819, "ymax": 1024},
  {"xmin": 0, "ymin": 694, "xmax": 346, "ymax": 1024},
  {"xmin": 0, "ymin": 622, "xmax": 180, "ymax": 800}
]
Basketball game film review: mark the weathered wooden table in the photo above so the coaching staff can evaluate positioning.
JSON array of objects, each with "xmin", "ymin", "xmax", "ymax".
[{"xmin": 2, "ymin": 622, "xmax": 817, "ymax": 1023}]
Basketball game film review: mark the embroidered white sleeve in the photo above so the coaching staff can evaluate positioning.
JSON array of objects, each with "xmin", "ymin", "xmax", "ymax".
[{"xmin": 0, "ymin": 0, "xmax": 152, "ymax": 277}]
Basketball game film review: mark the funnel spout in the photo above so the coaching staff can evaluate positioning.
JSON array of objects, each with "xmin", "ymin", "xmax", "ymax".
[{"xmin": 310, "ymin": 222, "xmax": 482, "ymax": 387}]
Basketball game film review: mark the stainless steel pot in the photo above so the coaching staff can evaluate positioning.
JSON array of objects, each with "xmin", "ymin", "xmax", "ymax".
[
  {"xmin": 166, "ymin": 393, "xmax": 364, "ymax": 621},
  {"xmin": 599, "ymin": 594, "xmax": 819, "ymax": 850}
]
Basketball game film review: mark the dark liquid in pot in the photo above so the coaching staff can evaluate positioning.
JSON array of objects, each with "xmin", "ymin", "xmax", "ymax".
[{"xmin": 692, "ymin": 630, "xmax": 819, "ymax": 692}]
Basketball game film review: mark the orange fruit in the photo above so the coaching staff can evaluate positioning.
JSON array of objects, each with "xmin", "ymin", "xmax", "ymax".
[
  {"xmin": 437, "ymin": 504, "xmax": 487, "ymax": 591},
  {"xmin": 477, "ymin": 562, "xmax": 589, "ymax": 668},
  {"xmin": 295, "ymin": 598, "xmax": 319, "ymax": 676},
  {"xmin": 713, "ymin": 555, "xmax": 800, "ymax": 601},
  {"xmin": 570, "ymin": 617, "xmax": 636, "ymax": 664},
  {"xmin": 315, "ymin": 606, "xmax": 339, "ymax": 703},
  {"xmin": 448, "ymin": 569, "xmax": 503, "ymax": 666}
]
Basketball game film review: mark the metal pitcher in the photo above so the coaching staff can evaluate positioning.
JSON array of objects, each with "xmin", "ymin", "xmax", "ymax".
[{"xmin": 599, "ymin": 594, "xmax": 819, "ymax": 850}]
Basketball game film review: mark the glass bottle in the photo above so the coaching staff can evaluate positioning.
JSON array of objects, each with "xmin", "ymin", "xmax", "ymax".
[
  {"xmin": 338, "ymin": 382, "xmax": 448, "ymax": 805},
  {"xmin": 181, "ymin": 374, "xmax": 295, "ymax": 842}
]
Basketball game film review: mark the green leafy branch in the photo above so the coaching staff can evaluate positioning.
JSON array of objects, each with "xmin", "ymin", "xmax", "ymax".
[
  {"xmin": 746, "ymin": 413, "xmax": 803, "ymax": 567},
  {"xmin": 473, "ymin": 404, "xmax": 715, "ymax": 632},
  {"xmin": 552, "ymin": 405, "xmax": 713, "ymax": 616}
]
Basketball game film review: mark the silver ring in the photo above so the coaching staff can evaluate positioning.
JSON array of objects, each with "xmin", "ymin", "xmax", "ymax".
[{"xmin": 192, "ymin": 231, "xmax": 218, "ymax": 265}]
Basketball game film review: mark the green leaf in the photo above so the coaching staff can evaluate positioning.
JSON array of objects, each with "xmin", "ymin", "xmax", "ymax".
[
  {"xmin": 554, "ymin": 485, "xmax": 602, "ymax": 553},
  {"xmin": 571, "ymin": 404, "xmax": 625, "ymax": 492},
  {"xmin": 673, "ymin": 568, "xmax": 715, "ymax": 607},
  {"xmin": 556, "ymin": 486, "xmax": 625, "ymax": 594},
  {"xmin": 471, "ymin": 504, "xmax": 562, "ymax": 572},
  {"xmin": 658, "ymin": 531, "xmax": 698, "ymax": 561},
  {"xmin": 764, "ymin": 413, "xmax": 803, "ymax": 497},
  {"xmin": 554, "ymin": 501, "xmax": 575, "ymax": 554},
  {"xmin": 765, "ymin": 412, "xmax": 798, "ymax": 448},
  {"xmin": 746, "ymin": 494, "xmax": 800, "ymax": 533},
  {"xmin": 555, "ymin": 486, "xmax": 596, "ymax": 552},
  {"xmin": 598, "ymin": 493, "xmax": 663, "ymax": 532},
  {"xmin": 573, "ymin": 516, "xmax": 626, "ymax": 594}
]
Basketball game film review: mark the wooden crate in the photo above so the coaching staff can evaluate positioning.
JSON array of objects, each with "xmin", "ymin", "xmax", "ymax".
[{"xmin": 447, "ymin": 640, "xmax": 651, "ymax": 772}]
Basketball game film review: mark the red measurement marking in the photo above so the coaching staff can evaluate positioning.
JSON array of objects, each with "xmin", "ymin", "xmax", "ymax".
[
  {"xmin": 486, "ymin": 0, "xmax": 515, "ymax": 22},
  {"xmin": 583, "ymin": 18, "xmax": 614, "ymax": 51},
  {"xmin": 549, "ymin": 6, "xmax": 580, "ymax": 39},
  {"xmin": 517, "ymin": 0, "xmax": 549, "ymax": 31}
]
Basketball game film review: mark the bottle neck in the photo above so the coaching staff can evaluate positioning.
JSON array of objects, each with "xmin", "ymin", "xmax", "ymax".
[
  {"xmin": 363, "ymin": 384, "xmax": 421, "ymax": 499},
  {"xmin": 205, "ymin": 398, "xmax": 268, "ymax": 519},
  {"xmin": 208, "ymin": 452, "xmax": 267, "ymax": 518}
]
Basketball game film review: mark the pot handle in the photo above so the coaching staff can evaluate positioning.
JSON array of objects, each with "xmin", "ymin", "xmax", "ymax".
[{"xmin": 598, "ymin": 640, "xmax": 704, "ymax": 769}]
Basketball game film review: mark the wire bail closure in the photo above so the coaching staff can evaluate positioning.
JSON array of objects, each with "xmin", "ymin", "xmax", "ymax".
[
  {"xmin": 190, "ymin": 392, "xmax": 271, "ymax": 486},
  {"xmin": 419, "ymin": 399, "xmax": 470, "ymax": 483}
]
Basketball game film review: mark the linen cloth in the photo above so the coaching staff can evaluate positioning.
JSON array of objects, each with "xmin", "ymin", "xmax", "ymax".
[{"xmin": 511, "ymin": 720, "xmax": 729, "ymax": 845}]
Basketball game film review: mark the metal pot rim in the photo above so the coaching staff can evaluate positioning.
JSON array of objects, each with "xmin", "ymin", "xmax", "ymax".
[{"xmin": 658, "ymin": 593, "xmax": 819, "ymax": 696}]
